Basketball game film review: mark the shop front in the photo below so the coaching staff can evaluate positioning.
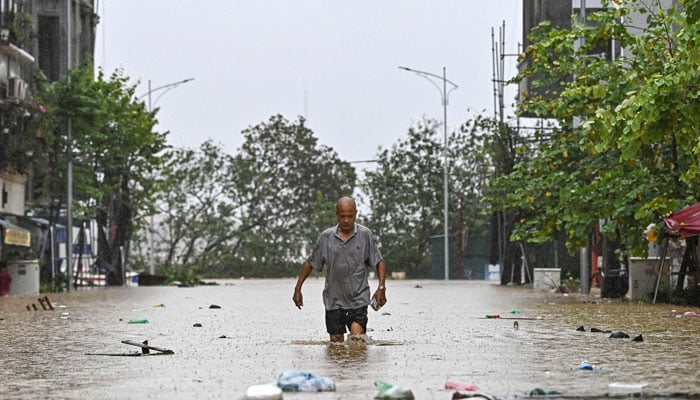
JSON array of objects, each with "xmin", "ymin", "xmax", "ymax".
[{"xmin": 0, "ymin": 217, "xmax": 39, "ymax": 295}]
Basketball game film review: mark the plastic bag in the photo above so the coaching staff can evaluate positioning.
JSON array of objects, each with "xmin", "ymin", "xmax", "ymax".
[
  {"xmin": 374, "ymin": 380, "xmax": 415, "ymax": 399},
  {"xmin": 277, "ymin": 370, "xmax": 335, "ymax": 392}
]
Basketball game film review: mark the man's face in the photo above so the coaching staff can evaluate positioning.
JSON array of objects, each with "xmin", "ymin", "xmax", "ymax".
[{"xmin": 336, "ymin": 203, "xmax": 357, "ymax": 234}]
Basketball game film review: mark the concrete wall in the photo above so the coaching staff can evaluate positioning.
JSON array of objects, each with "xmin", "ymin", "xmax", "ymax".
[{"xmin": 0, "ymin": 171, "xmax": 26, "ymax": 215}]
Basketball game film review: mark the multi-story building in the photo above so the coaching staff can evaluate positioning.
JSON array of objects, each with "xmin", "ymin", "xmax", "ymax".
[
  {"xmin": 519, "ymin": 0, "xmax": 676, "ymax": 116},
  {"xmin": 0, "ymin": 0, "xmax": 96, "ymax": 293}
]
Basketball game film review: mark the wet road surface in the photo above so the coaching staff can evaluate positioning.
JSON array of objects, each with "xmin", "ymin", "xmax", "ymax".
[{"xmin": 1, "ymin": 279, "xmax": 698, "ymax": 399}]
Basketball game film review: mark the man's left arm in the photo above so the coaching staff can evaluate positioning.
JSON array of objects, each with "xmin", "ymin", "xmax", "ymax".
[{"xmin": 374, "ymin": 260, "xmax": 387, "ymax": 306}]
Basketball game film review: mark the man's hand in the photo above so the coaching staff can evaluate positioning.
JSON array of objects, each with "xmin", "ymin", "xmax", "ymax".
[
  {"xmin": 373, "ymin": 287, "xmax": 387, "ymax": 307},
  {"xmin": 293, "ymin": 287, "xmax": 303, "ymax": 309}
]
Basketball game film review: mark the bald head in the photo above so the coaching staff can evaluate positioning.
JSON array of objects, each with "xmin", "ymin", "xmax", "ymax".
[
  {"xmin": 336, "ymin": 197, "xmax": 357, "ymax": 234},
  {"xmin": 336, "ymin": 196, "xmax": 356, "ymax": 211}
]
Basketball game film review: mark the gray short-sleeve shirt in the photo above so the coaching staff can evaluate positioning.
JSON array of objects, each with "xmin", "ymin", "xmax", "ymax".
[{"xmin": 307, "ymin": 223, "xmax": 383, "ymax": 310}]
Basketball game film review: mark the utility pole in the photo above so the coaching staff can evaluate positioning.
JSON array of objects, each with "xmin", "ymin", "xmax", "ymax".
[
  {"xmin": 66, "ymin": 0, "xmax": 73, "ymax": 291},
  {"xmin": 399, "ymin": 66, "xmax": 458, "ymax": 280},
  {"xmin": 136, "ymin": 78, "xmax": 195, "ymax": 275}
]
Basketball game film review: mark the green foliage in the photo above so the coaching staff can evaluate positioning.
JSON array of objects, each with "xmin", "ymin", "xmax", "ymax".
[
  {"xmin": 32, "ymin": 62, "xmax": 167, "ymax": 283},
  {"xmin": 489, "ymin": 0, "xmax": 700, "ymax": 257},
  {"xmin": 362, "ymin": 116, "xmax": 494, "ymax": 278},
  {"xmin": 155, "ymin": 115, "xmax": 356, "ymax": 278},
  {"xmin": 232, "ymin": 115, "xmax": 357, "ymax": 277}
]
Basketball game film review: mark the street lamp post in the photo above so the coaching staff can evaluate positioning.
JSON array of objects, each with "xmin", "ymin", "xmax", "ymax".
[
  {"xmin": 399, "ymin": 66, "xmax": 458, "ymax": 281},
  {"xmin": 136, "ymin": 78, "xmax": 195, "ymax": 275},
  {"xmin": 66, "ymin": 0, "xmax": 74, "ymax": 291}
]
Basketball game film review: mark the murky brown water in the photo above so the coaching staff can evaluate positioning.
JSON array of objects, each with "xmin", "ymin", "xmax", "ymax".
[{"xmin": 1, "ymin": 279, "xmax": 698, "ymax": 399}]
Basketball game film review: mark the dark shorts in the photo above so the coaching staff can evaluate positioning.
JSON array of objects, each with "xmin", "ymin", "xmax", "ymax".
[{"xmin": 325, "ymin": 306, "xmax": 368, "ymax": 335}]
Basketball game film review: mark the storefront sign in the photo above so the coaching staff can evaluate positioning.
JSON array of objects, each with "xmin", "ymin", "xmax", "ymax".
[{"xmin": 3, "ymin": 227, "xmax": 31, "ymax": 247}]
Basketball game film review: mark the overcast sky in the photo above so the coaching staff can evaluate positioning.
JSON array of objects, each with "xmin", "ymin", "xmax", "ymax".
[{"xmin": 95, "ymin": 1, "xmax": 522, "ymax": 169}]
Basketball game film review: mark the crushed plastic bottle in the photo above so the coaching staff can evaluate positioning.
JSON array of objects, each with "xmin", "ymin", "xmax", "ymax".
[
  {"xmin": 374, "ymin": 380, "xmax": 415, "ymax": 399},
  {"xmin": 127, "ymin": 318, "xmax": 149, "ymax": 324},
  {"xmin": 579, "ymin": 361, "xmax": 602, "ymax": 371},
  {"xmin": 277, "ymin": 370, "xmax": 335, "ymax": 392}
]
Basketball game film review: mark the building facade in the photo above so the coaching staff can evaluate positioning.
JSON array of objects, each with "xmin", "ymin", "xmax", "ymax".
[{"xmin": 0, "ymin": 0, "xmax": 97, "ymax": 289}]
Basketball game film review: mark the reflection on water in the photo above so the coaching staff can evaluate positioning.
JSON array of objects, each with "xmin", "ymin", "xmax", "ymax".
[
  {"xmin": 325, "ymin": 340, "xmax": 369, "ymax": 367},
  {"xmin": 0, "ymin": 279, "xmax": 699, "ymax": 399}
]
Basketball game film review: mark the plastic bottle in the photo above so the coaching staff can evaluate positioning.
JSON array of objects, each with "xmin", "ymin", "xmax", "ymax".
[{"xmin": 374, "ymin": 380, "xmax": 415, "ymax": 399}]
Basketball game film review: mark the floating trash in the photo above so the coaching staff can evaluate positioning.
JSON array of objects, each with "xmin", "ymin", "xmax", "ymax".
[
  {"xmin": 608, "ymin": 382, "xmax": 647, "ymax": 395},
  {"xmin": 243, "ymin": 383, "xmax": 283, "ymax": 400},
  {"xmin": 277, "ymin": 370, "xmax": 335, "ymax": 392},
  {"xmin": 529, "ymin": 387, "xmax": 561, "ymax": 395},
  {"xmin": 579, "ymin": 361, "xmax": 593, "ymax": 370},
  {"xmin": 374, "ymin": 379, "xmax": 414, "ymax": 399},
  {"xmin": 445, "ymin": 380, "xmax": 477, "ymax": 391}
]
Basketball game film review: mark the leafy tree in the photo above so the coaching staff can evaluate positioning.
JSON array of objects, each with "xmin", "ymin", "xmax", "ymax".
[
  {"xmin": 155, "ymin": 115, "xmax": 356, "ymax": 278},
  {"xmin": 33, "ymin": 63, "xmax": 166, "ymax": 286},
  {"xmin": 467, "ymin": 115, "xmax": 539, "ymax": 284},
  {"xmin": 151, "ymin": 141, "xmax": 243, "ymax": 280},
  {"xmin": 231, "ymin": 115, "xmax": 356, "ymax": 277},
  {"xmin": 489, "ymin": 0, "xmax": 700, "ymax": 264},
  {"xmin": 362, "ymin": 117, "xmax": 493, "ymax": 279}
]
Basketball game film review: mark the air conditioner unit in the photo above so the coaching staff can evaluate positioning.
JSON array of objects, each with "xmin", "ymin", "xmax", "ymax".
[{"xmin": 6, "ymin": 77, "xmax": 26, "ymax": 101}]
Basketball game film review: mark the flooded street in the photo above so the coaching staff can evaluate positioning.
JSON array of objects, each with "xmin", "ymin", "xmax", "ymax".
[{"xmin": 1, "ymin": 279, "xmax": 699, "ymax": 399}]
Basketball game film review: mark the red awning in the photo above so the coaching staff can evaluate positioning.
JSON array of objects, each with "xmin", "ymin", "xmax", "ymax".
[{"xmin": 664, "ymin": 202, "xmax": 700, "ymax": 238}]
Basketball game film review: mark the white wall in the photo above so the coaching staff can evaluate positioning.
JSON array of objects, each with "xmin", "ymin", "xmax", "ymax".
[{"xmin": 0, "ymin": 170, "xmax": 26, "ymax": 215}]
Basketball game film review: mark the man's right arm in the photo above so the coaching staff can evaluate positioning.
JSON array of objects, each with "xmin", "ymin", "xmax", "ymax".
[{"xmin": 293, "ymin": 261, "xmax": 313, "ymax": 309}]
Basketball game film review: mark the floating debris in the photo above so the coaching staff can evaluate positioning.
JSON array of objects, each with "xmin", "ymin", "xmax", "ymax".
[
  {"xmin": 86, "ymin": 340, "xmax": 174, "ymax": 357},
  {"xmin": 529, "ymin": 387, "xmax": 561, "ymax": 395}
]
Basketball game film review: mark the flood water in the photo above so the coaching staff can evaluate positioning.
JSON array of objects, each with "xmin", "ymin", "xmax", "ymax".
[{"xmin": 1, "ymin": 279, "xmax": 699, "ymax": 399}]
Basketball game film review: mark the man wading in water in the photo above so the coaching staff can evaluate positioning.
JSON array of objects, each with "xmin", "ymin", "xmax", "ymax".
[{"xmin": 293, "ymin": 196, "xmax": 387, "ymax": 343}]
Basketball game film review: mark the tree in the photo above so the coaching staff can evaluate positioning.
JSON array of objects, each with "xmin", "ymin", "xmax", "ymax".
[
  {"xmin": 33, "ymin": 63, "xmax": 167, "ymax": 286},
  {"xmin": 232, "ymin": 115, "xmax": 356, "ymax": 277},
  {"xmin": 489, "ymin": 0, "xmax": 700, "ymax": 265},
  {"xmin": 149, "ymin": 141, "xmax": 238, "ymax": 281},
  {"xmin": 155, "ymin": 115, "xmax": 356, "ymax": 279},
  {"xmin": 362, "ymin": 117, "xmax": 493, "ymax": 279}
]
